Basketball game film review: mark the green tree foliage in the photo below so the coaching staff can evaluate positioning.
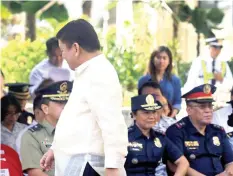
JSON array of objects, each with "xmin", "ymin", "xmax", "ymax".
[
  {"xmin": 1, "ymin": 4, "xmax": 12, "ymax": 38},
  {"xmin": 1, "ymin": 39, "xmax": 46, "ymax": 83},
  {"xmin": 103, "ymin": 2, "xmax": 155, "ymax": 92},
  {"xmin": 104, "ymin": 26, "xmax": 146, "ymax": 92},
  {"xmin": 2, "ymin": 1, "xmax": 68, "ymax": 41}
]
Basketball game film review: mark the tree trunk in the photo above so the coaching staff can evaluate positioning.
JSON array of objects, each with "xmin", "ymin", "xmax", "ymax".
[
  {"xmin": 172, "ymin": 15, "xmax": 178, "ymax": 39},
  {"xmin": 25, "ymin": 13, "xmax": 36, "ymax": 41},
  {"xmin": 197, "ymin": 32, "xmax": 200, "ymax": 56}
]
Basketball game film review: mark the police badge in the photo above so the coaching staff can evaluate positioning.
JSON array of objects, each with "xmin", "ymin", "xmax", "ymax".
[
  {"xmin": 154, "ymin": 138, "xmax": 162, "ymax": 148},
  {"xmin": 213, "ymin": 136, "xmax": 220, "ymax": 146}
]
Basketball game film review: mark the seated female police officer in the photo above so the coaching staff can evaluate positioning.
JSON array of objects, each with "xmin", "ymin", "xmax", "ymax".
[{"xmin": 125, "ymin": 94, "xmax": 189, "ymax": 176}]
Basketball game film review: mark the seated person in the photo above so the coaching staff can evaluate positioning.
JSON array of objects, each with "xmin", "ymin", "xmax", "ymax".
[
  {"xmin": 166, "ymin": 84, "xmax": 233, "ymax": 175},
  {"xmin": 20, "ymin": 81, "xmax": 72, "ymax": 176},
  {"xmin": 138, "ymin": 81, "xmax": 177, "ymax": 176},
  {"xmin": 1, "ymin": 94, "xmax": 27, "ymax": 150},
  {"xmin": 124, "ymin": 94, "xmax": 189, "ymax": 176},
  {"xmin": 5, "ymin": 83, "xmax": 34, "ymax": 125}
]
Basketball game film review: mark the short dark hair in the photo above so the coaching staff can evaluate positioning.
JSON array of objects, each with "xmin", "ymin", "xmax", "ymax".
[
  {"xmin": 33, "ymin": 95, "xmax": 42, "ymax": 111},
  {"xmin": 41, "ymin": 98, "xmax": 50, "ymax": 106},
  {"xmin": 1, "ymin": 94, "xmax": 21, "ymax": 121},
  {"xmin": 56, "ymin": 19, "xmax": 100, "ymax": 52},
  {"xmin": 46, "ymin": 37, "xmax": 59, "ymax": 54},
  {"xmin": 138, "ymin": 81, "xmax": 162, "ymax": 95},
  {"xmin": 148, "ymin": 46, "xmax": 173, "ymax": 81}
]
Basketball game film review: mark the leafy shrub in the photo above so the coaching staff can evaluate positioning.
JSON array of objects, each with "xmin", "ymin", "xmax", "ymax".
[
  {"xmin": 1, "ymin": 39, "xmax": 46, "ymax": 83},
  {"xmin": 177, "ymin": 62, "xmax": 192, "ymax": 86}
]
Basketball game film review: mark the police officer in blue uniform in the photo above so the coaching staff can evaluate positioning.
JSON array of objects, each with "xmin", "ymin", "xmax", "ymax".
[
  {"xmin": 5, "ymin": 83, "xmax": 34, "ymax": 125},
  {"xmin": 125, "ymin": 94, "xmax": 189, "ymax": 176},
  {"xmin": 166, "ymin": 84, "xmax": 233, "ymax": 176}
]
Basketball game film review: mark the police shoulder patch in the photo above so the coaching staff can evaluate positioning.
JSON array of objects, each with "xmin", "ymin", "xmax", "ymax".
[
  {"xmin": 212, "ymin": 124, "xmax": 225, "ymax": 131},
  {"xmin": 175, "ymin": 121, "xmax": 186, "ymax": 129},
  {"xmin": 29, "ymin": 124, "xmax": 43, "ymax": 132}
]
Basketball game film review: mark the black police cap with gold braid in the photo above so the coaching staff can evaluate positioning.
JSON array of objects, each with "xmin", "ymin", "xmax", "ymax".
[
  {"xmin": 5, "ymin": 83, "xmax": 31, "ymax": 100},
  {"xmin": 131, "ymin": 94, "xmax": 162, "ymax": 111},
  {"xmin": 35, "ymin": 81, "xmax": 73, "ymax": 102}
]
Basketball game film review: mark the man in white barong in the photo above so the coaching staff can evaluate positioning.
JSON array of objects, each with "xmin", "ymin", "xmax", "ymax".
[{"xmin": 40, "ymin": 19, "xmax": 128, "ymax": 176}]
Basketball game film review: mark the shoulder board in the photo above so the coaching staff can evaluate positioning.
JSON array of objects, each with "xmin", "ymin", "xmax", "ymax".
[
  {"xmin": 175, "ymin": 121, "xmax": 186, "ymax": 129},
  {"xmin": 227, "ymin": 132, "xmax": 233, "ymax": 138},
  {"xmin": 212, "ymin": 124, "xmax": 225, "ymax": 131},
  {"xmin": 153, "ymin": 129, "xmax": 165, "ymax": 135},
  {"xmin": 128, "ymin": 126, "xmax": 135, "ymax": 133},
  {"xmin": 29, "ymin": 124, "xmax": 43, "ymax": 132}
]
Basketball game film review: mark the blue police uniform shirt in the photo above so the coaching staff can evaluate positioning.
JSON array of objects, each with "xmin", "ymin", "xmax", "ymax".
[
  {"xmin": 125, "ymin": 124, "xmax": 182, "ymax": 176},
  {"xmin": 166, "ymin": 117, "xmax": 233, "ymax": 176}
]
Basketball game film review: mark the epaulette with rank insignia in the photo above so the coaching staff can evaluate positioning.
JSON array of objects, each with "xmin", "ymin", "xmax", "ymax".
[
  {"xmin": 175, "ymin": 121, "xmax": 186, "ymax": 129},
  {"xmin": 128, "ymin": 126, "xmax": 135, "ymax": 133},
  {"xmin": 153, "ymin": 129, "xmax": 165, "ymax": 135},
  {"xmin": 227, "ymin": 132, "xmax": 233, "ymax": 138},
  {"xmin": 212, "ymin": 124, "xmax": 225, "ymax": 131},
  {"xmin": 29, "ymin": 124, "xmax": 43, "ymax": 132}
]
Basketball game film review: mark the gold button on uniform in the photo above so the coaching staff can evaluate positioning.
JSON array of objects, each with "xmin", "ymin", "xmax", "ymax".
[{"xmin": 132, "ymin": 158, "xmax": 138, "ymax": 164}]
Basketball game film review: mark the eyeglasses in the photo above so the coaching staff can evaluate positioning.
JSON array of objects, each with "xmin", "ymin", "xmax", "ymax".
[
  {"xmin": 6, "ymin": 112, "xmax": 21, "ymax": 117},
  {"xmin": 190, "ymin": 103, "xmax": 214, "ymax": 110}
]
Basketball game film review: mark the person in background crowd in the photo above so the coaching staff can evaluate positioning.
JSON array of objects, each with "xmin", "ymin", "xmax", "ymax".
[
  {"xmin": 138, "ymin": 46, "xmax": 182, "ymax": 118},
  {"xmin": 40, "ymin": 19, "xmax": 128, "ymax": 176},
  {"xmin": 125, "ymin": 94, "xmax": 189, "ymax": 176},
  {"xmin": 166, "ymin": 84, "xmax": 233, "ymax": 175},
  {"xmin": 5, "ymin": 83, "xmax": 34, "ymax": 125},
  {"xmin": 1, "ymin": 144, "xmax": 23, "ymax": 176},
  {"xmin": 20, "ymin": 81, "xmax": 72, "ymax": 176},
  {"xmin": 184, "ymin": 37, "xmax": 233, "ymax": 106},
  {"xmin": 1, "ymin": 94, "xmax": 27, "ymax": 150},
  {"xmin": 29, "ymin": 37, "xmax": 73, "ymax": 96},
  {"xmin": 0, "ymin": 69, "xmax": 6, "ymax": 98},
  {"xmin": 138, "ymin": 81, "xmax": 176, "ymax": 176}
]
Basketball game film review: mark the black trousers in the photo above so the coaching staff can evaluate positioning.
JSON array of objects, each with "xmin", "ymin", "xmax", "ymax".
[{"xmin": 83, "ymin": 162, "xmax": 100, "ymax": 176}]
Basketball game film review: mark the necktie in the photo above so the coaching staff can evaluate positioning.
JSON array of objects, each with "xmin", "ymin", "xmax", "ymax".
[{"xmin": 211, "ymin": 60, "xmax": 216, "ymax": 85}]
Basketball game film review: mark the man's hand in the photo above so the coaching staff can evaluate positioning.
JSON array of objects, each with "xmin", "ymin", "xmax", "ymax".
[
  {"xmin": 214, "ymin": 72, "xmax": 224, "ymax": 82},
  {"xmin": 105, "ymin": 168, "xmax": 119, "ymax": 176},
  {"xmin": 40, "ymin": 149, "xmax": 54, "ymax": 171}
]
